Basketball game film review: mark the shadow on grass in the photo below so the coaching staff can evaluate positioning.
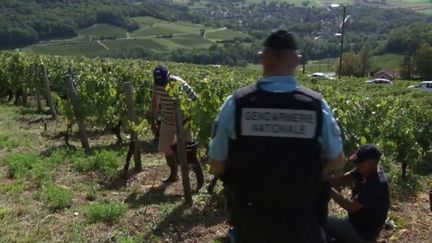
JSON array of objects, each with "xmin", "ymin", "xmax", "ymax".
[
  {"xmin": 18, "ymin": 116, "xmax": 52, "ymax": 125},
  {"xmin": 146, "ymin": 199, "xmax": 227, "ymax": 241},
  {"xmin": 39, "ymin": 143, "xmax": 126, "ymax": 157},
  {"xmin": 125, "ymin": 183, "xmax": 182, "ymax": 208},
  {"xmin": 136, "ymin": 139, "xmax": 159, "ymax": 154},
  {"xmin": 101, "ymin": 168, "xmax": 144, "ymax": 190},
  {"xmin": 39, "ymin": 144, "xmax": 72, "ymax": 157}
]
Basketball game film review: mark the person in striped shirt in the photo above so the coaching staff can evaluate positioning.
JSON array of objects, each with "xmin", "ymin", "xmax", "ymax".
[{"xmin": 151, "ymin": 65, "xmax": 204, "ymax": 191}]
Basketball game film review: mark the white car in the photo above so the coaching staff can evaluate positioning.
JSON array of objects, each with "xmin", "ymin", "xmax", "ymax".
[
  {"xmin": 366, "ymin": 78, "xmax": 393, "ymax": 85},
  {"xmin": 408, "ymin": 81, "xmax": 432, "ymax": 92},
  {"xmin": 308, "ymin": 72, "xmax": 335, "ymax": 80}
]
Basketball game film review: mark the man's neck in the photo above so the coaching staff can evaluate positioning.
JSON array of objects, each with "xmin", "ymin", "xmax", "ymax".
[
  {"xmin": 362, "ymin": 167, "xmax": 379, "ymax": 181},
  {"xmin": 262, "ymin": 67, "xmax": 295, "ymax": 77}
]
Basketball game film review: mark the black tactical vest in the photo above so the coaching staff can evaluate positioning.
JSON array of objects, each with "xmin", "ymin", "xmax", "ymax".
[{"xmin": 225, "ymin": 83, "xmax": 323, "ymax": 208}]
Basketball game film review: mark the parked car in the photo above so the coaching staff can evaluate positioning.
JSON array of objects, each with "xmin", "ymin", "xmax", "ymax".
[
  {"xmin": 408, "ymin": 81, "xmax": 432, "ymax": 92},
  {"xmin": 366, "ymin": 78, "xmax": 393, "ymax": 85},
  {"xmin": 307, "ymin": 72, "xmax": 335, "ymax": 80}
]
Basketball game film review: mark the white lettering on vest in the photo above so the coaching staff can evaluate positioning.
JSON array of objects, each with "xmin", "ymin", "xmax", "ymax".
[{"xmin": 241, "ymin": 108, "xmax": 317, "ymax": 138}]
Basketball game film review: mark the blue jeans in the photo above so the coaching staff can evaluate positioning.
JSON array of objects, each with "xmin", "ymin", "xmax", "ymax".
[{"xmin": 324, "ymin": 216, "xmax": 376, "ymax": 243}]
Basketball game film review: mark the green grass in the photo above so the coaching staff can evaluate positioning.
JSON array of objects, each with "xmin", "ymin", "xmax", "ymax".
[
  {"xmin": 206, "ymin": 29, "xmax": 249, "ymax": 40},
  {"xmin": 2, "ymin": 148, "xmax": 71, "ymax": 186},
  {"xmin": 180, "ymin": 33, "xmax": 203, "ymax": 38},
  {"xmin": 303, "ymin": 54, "xmax": 403, "ymax": 74},
  {"xmin": 27, "ymin": 38, "xmax": 169, "ymax": 56},
  {"xmin": 0, "ymin": 180, "xmax": 28, "ymax": 196},
  {"xmin": 115, "ymin": 234, "xmax": 142, "ymax": 243},
  {"xmin": 418, "ymin": 7, "xmax": 432, "ymax": 14},
  {"xmin": 306, "ymin": 58, "xmax": 337, "ymax": 73},
  {"xmin": 73, "ymin": 149, "xmax": 121, "ymax": 177},
  {"xmin": 170, "ymin": 37, "xmax": 213, "ymax": 47},
  {"xmin": 23, "ymin": 16, "xmax": 249, "ymax": 56},
  {"xmin": 131, "ymin": 16, "xmax": 160, "ymax": 27},
  {"xmin": 102, "ymin": 39, "xmax": 168, "ymax": 51},
  {"xmin": 0, "ymin": 134, "xmax": 19, "ymax": 150},
  {"xmin": 371, "ymin": 54, "xmax": 403, "ymax": 70},
  {"xmin": 3, "ymin": 152, "xmax": 40, "ymax": 179},
  {"xmin": 43, "ymin": 183, "xmax": 74, "ymax": 210},
  {"xmin": 130, "ymin": 19, "xmax": 215, "ymax": 38},
  {"xmin": 84, "ymin": 201, "xmax": 126, "ymax": 224},
  {"xmin": 26, "ymin": 42, "xmax": 105, "ymax": 56},
  {"xmin": 0, "ymin": 207, "xmax": 10, "ymax": 220},
  {"xmin": 78, "ymin": 24, "xmax": 127, "ymax": 39},
  {"xmin": 130, "ymin": 26, "xmax": 184, "ymax": 37}
]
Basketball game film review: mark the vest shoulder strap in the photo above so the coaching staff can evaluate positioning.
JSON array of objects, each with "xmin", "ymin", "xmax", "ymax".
[
  {"xmin": 296, "ymin": 86, "xmax": 322, "ymax": 101},
  {"xmin": 233, "ymin": 84, "xmax": 257, "ymax": 100}
]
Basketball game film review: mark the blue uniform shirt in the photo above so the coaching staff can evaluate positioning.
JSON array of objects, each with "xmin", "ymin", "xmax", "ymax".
[{"xmin": 209, "ymin": 76, "xmax": 343, "ymax": 161}]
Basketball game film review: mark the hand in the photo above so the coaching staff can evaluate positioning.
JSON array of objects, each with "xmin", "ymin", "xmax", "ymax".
[{"xmin": 150, "ymin": 122, "xmax": 157, "ymax": 136}]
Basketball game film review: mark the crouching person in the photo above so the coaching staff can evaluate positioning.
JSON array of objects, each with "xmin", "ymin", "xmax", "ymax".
[{"xmin": 325, "ymin": 144, "xmax": 390, "ymax": 243}]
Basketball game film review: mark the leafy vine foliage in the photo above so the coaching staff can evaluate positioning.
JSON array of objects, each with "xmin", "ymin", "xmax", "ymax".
[{"xmin": 1, "ymin": 51, "xmax": 431, "ymax": 179}]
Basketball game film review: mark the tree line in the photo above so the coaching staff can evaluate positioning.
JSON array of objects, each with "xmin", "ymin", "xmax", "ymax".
[
  {"xmin": 102, "ymin": 42, "xmax": 260, "ymax": 67},
  {"xmin": 338, "ymin": 23, "xmax": 432, "ymax": 79}
]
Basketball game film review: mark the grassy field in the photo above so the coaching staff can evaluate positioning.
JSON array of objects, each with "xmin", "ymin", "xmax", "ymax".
[
  {"xmin": 25, "ymin": 42, "xmax": 106, "ymax": 56},
  {"xmin": 130, "ymin": 26, "xmax": 184, "ymax": 37},
  {"xmin": 78, "ymin": 24, "xmax": 127, "ymax": 39},
  {"xmin": 169, "ymin": 37, "xmax": 213, "ymax": 47},
  {"xmin": 102, "ymin": 39, "xmax": 168, "ymax": 51},
  {"xmin": 298, "ymin": 53, "xmax": 403, "ymax": 74},
  {"xmin": 24, "ymin": 39, "xmax": 169, "ymax": 56},
  {"xmin": 206, "ymin": 29, "xmax": 249, "ymax": 41},
  {"xmin": 371, "ymin": 53, "xmax": 404, "ymax": 71},
  {"xmin": 0, "ymin": 103, "xmax": 226, "ymax": 242},
  {"xmin": 23, "ymin": 16, "xmax": 247, "ymax": 57}
]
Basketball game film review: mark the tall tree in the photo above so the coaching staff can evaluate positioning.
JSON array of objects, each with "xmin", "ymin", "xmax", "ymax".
[
  {"xmin": 415, "ymin": 43, "xmax": 432, "ymax": 80},
  {"xmin": 399, "ymin": 54, "xmax": 413, "ymax": 80},
  {"xmin": 336, "ymin": 53, "xmax": 362, "ymax": 77},
  {"xmin": 359, "ymin": 44, "xmax": 373, "ymax": 76}
]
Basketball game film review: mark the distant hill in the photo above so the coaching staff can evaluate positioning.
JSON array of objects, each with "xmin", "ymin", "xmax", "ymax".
[
  {"xmin": 0, "ymin": 0, "xmax": 203, "ymax": 48},
  {"xmin": 2, "ymin": 0, "xmax": 432, "ymax": 70}
]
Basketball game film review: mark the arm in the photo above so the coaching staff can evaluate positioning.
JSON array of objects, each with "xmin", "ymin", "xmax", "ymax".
[
  {"xmin": 325, "ymin": 153, "xmax": 346, "ymax": 172},
  {"xmin": 151, "ymin": 87, "xmax": 160, "ymax": 134},
  {"xmin": 211, "ymin": 160, "xmax": 226, "ymax": 175},
  {"xmin": 328, "ymin": 171, "xmax": 355, "ymax": 188},
  {"xmin": 331, "ymin": 187, "xmax": 364, "ymax": 213},
  {"xmin": 170, "ymin": 75, "xmax": 197, "ymax": 101},
  {"xmin": 209, "ymin": 96, "xmax": 236, "ymax": 175},
  {"xmin": 320, "ymin": 99, "xmax": 345, "ymax": 172}
]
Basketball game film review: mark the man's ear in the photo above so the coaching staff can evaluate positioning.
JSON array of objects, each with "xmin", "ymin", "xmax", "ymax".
[
  {"xmin": 291, "ymin": 52, "xmax": 300, "ymax": 67},
  {"xmin": 259, "ymin": 52, "xmax": 266, "ymax": 66}
]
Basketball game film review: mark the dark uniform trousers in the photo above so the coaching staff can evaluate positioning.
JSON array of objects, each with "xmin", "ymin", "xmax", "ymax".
[{"xmin": 226, "ymin": 187, "xmax": 327, "ymax": 243}]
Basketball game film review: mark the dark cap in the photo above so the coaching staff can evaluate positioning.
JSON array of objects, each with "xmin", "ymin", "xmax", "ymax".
[
  {"xmin": 263, "ymin": 30, "xmax": 298, "ymax": 51},
  {"xmin": 349, "ymin": 144, "xmax": 382, "ymax": 164},
  {"xmin": 153, "ymin": 64, "xmax": 169, "ymax": 86}
]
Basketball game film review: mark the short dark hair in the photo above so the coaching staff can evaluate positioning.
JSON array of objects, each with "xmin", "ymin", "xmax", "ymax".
[{"xmin": 263, "ymin": 30, "xmax": 298, "ymax": 51}]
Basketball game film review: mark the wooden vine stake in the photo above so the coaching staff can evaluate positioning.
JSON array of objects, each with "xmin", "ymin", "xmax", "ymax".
[
  {"xmin": 41, "ymin": 64, "xmax": 57, "ymax": 119},
  {"xmin": 30, "ymin": 64, "xmax": 42, "ymax": 113},
  {"xmin": 174, "ymin": 99, "xmax": 193, "ymax": 205},
  {"xmin": 64, "ymin": 68, "xmax": 90, "ymax": 152},
  {"xmin": 122, "ymin": 82, "xmax": 142, "ymax": 172}
]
